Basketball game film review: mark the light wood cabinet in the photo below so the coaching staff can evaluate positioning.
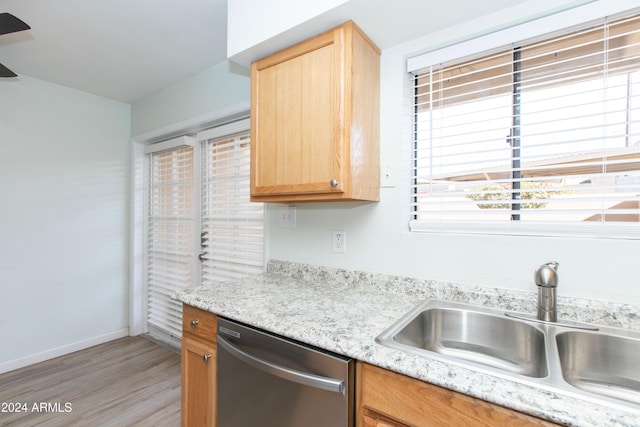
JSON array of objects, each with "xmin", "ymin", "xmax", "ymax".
[
  {"xmin": 356, "ymin": 362, "xmax": 559, "ymax": 427},
  {"xmin": 362, "ymin": 409, "xmax": 408, "ymax": 427},
  {"xmin": 181, "ymin": 305, "xmax": 217, "ymax": 427},
  {"xmin": 179, "ymin": 307, "xmax": 558, "ymax": 427},
  {"xmin": 250, "ymin": 21, "xmax": 380, "ymax": 202}
]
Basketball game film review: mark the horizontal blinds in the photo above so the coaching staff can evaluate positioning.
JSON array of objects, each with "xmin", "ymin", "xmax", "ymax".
[
  {"xmin": 411, "ymin": 12, "xmax": 640, "ymax": 235},
  {"xmin": 201, "ymin": 130, "xmax": 264, "ymax": 285},
  {"xmin": 147, "ymin": 146, "xmax": 195, "ymax": 338}
]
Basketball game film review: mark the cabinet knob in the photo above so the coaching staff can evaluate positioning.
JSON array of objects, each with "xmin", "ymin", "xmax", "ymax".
[
  {"xmin": 330, "ymin": 179, "xmax": 338, "ymax": 187},
  {"xmin": 190, "ymin": 319, "xmax": 199, "ymax": 327},
  {"xmin": 202, "ymin": 353, "xmax": 212, "ymax": 362}
]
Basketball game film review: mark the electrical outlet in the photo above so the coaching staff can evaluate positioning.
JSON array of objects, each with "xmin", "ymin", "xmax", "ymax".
[
  {"xmin": 332, "ymin": 230, "xmax": 346, "ymax": 253},
  {"xmin": 278, "ymin": 206, "xmax": 296, "ymax": 228}
]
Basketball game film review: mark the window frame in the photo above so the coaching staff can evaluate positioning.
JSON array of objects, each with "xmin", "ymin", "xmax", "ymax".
[{"xmin": 407, "ymin": 4, "xmax": 640, "ymax": 240}]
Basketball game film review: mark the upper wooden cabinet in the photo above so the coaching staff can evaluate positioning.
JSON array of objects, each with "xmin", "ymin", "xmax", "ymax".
[{"xmin": 250, "ymin": 21, "xmax": 380, "ymax": 202}]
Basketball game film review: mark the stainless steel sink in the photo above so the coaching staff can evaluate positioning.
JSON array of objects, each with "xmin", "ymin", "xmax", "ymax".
[
  {"xmin": 556, "ymin": 331, "xmax": 640, "ymax": 405},
  {"xmin": 376, "ymin": 299, "xmax": 640, "ymax": 413},
  {"xmin": 388, "ymin": 306, "xmax": 548, "ymax": 377}
]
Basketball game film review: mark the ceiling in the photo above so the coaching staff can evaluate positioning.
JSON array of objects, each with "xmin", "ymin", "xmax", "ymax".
[
  {"xmin": 0, "ymin": 0, "xmax": 228, "ymax": 103},
  {"xmin": 0, "ymin": 0, "xmax": 597, "ymax": 104}
]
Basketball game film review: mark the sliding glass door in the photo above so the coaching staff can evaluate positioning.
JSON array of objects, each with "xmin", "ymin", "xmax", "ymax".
[{"xmin": 144, "ymin": 119, "xmax": 263, "ymax": 343}]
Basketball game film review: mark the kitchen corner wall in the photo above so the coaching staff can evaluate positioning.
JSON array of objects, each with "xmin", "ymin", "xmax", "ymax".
[
  {"xmin": 131, "ymin": 0, "xmax": 640, "ymax": 310},
  {"xmin": 0, "ymin": 76, "xmax": 131, "ymax": 371},
  {"xmin": 261, "ymin": 2, "xmax": 640, "ymax": 306}
]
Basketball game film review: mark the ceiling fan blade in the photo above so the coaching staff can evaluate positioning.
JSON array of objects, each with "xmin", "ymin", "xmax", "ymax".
[
  {"xmin": 0, "ymin": 62, "xmax": 17, "ymax": 78},
  {"xmin": 0, "ymin": 13, "xmax": 30, "ymax": 35}
]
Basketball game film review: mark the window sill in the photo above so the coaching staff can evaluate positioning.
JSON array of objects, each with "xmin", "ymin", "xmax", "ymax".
[{"xmin": 409, "ymin": 220, "xmax": 640, "ymax": 240}]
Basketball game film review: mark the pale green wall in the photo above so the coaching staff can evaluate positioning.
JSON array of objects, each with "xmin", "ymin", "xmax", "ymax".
[{"xmin": 0, "ymin": 76, "xmax": 131, "ymax": 369}]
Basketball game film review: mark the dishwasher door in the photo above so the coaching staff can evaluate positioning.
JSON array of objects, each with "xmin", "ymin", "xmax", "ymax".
[{"xmin": 217, "ymin": 317, "xmax": 354, "ymax": 427}]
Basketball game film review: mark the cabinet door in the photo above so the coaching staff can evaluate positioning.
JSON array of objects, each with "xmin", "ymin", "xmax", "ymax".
[
  {"xmin": 181, "ymin": 336, "xmax": 216, "ymax": 427},
  {"xmin": 361, "ymin": 409, "xmax": 408, "ymax": 427},
  {"xmin": 182, "ymin": 304, "xmax": 217, "ymax": 343},
  {"xmin": 358, "ymin": 362, "xmax": 557, "ymax": 427},
  {"xmin": 251, "ymin": 30, "xmax": 345, "ymax": 197}
]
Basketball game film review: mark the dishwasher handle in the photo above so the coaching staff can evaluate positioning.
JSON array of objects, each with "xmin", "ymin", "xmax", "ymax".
[{"xmin": 218, "ymin": 336, "xmax": 345, "ymax": 394}]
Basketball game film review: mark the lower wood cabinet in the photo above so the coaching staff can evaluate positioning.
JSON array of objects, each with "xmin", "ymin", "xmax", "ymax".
[
  {"xmin": 177, "ymin": 307, "xmax": 557, "ymax": 427},
  {"xmin": 356, "ymin": 362, "xmax": 558, "ymax": 427},
  {"xmin": 362, "ymin": 409, "xmax": 408, "ymax": 427},
  {"xmin": 181, "ymin": 305, "xmax": 217, "ymax": 427}
]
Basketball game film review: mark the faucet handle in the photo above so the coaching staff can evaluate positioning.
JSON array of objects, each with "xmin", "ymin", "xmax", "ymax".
[{"xmin": 535, "ymin": 261, "xmax": 559, "ymax": 288}]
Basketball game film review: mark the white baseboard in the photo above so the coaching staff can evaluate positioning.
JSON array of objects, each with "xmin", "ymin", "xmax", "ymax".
[{"xmin": 0, "ymin": 328, "xmax": 129, "ymax": 375}]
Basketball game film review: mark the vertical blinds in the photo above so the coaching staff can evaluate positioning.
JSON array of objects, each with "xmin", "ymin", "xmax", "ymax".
[
  {"xmin": 411, "ymin": 12, "xmax": 640, "ymax": 236},
  {"xmin": 200, "ymin": 129, "xmax": 264, "ymax": 284},
  {"xmin": 147, "ymin": 145, "xmax": 195, "ymax": 338}
]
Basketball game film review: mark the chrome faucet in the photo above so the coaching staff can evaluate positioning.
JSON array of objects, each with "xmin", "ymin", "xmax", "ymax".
[{"xmin": 535, "ymin": 261, "xmax": 559, "ymax": 322}]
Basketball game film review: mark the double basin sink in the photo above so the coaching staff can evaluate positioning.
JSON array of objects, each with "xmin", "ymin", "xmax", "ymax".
[{"xmin": 376, "ymin": 300, "xmax": 640, "ymax": 412}]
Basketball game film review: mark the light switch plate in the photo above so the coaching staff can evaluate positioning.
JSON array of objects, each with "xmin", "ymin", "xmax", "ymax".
[{"xmin": 278, "ymin": 206, "xmax": 296, "ymax": 228}]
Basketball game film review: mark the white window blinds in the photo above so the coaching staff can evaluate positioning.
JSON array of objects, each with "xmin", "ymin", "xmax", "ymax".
[
  {"xmin": 200, "ymin": 125, "xmax": 264, "ymax": 284},
  {"xmin": 146, "ymin": 143, "xmax": 195, "ymax": 338},
  {"xmin": 410, "ymin": 12, "xmax": 640, "ymax": 238}
]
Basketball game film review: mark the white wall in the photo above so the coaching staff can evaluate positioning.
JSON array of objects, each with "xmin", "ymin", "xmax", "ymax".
[
  {"xmin": 129, "ymin": 0, "xmax": 640, "ymax": 312},
  {"xmin": 227, "ymin": 0, "xmax": 347, "ymax": 59},
  {"xmin": 0, "ymin": 76, "xmax": 131, "ymax": 371},
  {"xmin": 131, "ymin": 60, "xmax": 250, "ymax": 137},
  {"xmin": 267, "ymin": 2, "xmax": 640, "ymax": 305},
  {"xmin": 226, "ymin": 0, "xmax": 593, "ymax": 67}
]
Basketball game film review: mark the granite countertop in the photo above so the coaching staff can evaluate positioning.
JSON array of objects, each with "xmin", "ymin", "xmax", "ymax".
[{"xmin": 173, "ymin": 260, "xmax": 640, "ymax": 427}]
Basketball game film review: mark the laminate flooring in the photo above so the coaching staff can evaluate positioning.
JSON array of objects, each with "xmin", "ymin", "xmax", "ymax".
[{"xmin": 0, "ymin": 336, "xmax": 181, "ymax": 427}]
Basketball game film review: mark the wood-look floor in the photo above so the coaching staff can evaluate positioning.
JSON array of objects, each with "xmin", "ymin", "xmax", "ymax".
[{"xmin": 0, "ymin": 336, "xmax": 181, "ymax": 427}]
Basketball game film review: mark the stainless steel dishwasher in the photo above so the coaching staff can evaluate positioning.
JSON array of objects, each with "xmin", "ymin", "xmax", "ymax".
[{"xmin": 217, "ymin": 317, "xmax": 354, "ymax": 427}]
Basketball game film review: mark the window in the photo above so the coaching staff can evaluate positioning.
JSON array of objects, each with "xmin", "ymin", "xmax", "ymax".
[
  {"xmin": 143, "ymin": 119, "xmax": 264, "ymax": 342},
  {"xmin": 146, "ymin": 141, "xmax": 196, "ymax": 339},
  {"xmin": 200, "ymin": 126, "xmax": 264, "ymax": 284},
  {"xmin": 410, "ymin": 11, "xmax": 640, "ymax": 238}
]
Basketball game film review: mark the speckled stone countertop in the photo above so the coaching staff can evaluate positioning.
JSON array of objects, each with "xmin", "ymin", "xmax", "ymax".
[{"xmin": 173, "ymin": 260, "xmax": 640, "ymax": 427}]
